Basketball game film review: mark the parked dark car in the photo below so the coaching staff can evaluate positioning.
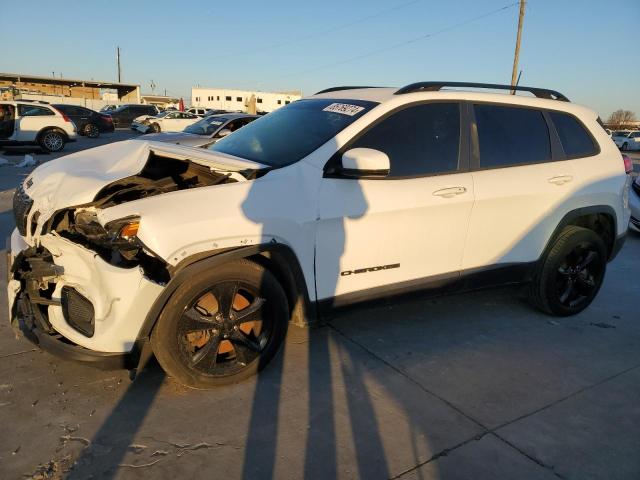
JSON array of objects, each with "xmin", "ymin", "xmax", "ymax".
[
  {"xmin": 108, "ymin": 104, "xmax": 158, "ymax": 128},
  {"xmin": 52, "ymin": 104, "xmax": 114, "ymax": 138}
]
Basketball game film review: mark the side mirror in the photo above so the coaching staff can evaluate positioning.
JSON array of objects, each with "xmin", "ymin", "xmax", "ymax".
[
  {"xmin": 340, "ymin": 148, "xmax": 390, "ymax": 177},
  {"xmin": 217, "ymin": 128, "xmax": 232, "ymax": 138}
]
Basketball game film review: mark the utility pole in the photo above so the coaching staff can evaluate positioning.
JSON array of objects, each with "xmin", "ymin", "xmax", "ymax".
[
  {"xmin": 510, "ymin": 0, "xmax": 526, "ymax": 94},
  {"xmin": 116, "ymin": 46, "xmax": 122, "ymax": 83}
]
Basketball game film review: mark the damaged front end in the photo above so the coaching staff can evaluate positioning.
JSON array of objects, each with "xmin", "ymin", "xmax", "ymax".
[
  {"xmin": 40, "ymin": 153, "xmax": 243, "ymax": 280},
  {"xmin": 8, "ymin": 145, "xmax": 260, "ymax": 362}
]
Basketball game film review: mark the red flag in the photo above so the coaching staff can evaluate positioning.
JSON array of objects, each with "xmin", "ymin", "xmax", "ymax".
[{"xmin": 179, "ymin": 98, "xmax": 185, "ymax": 112}]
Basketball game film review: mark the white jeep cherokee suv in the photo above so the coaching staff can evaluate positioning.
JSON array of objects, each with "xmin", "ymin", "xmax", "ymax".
[
  {"xmin": 6, "ymin": 82, "xmax": 631, "ymax": 388},
  {"xmin": 0, "ymin": 100, "xmax": 77, "ymax": 152}
]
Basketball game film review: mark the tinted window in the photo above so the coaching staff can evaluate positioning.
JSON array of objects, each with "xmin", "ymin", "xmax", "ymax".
[
  {"xmin": 18, "ymin": 105, "xmax": 54, "ymax": 116},
  {"xmin": 549, "ymin": 111, "xmax": 597, "ymax": 157},
  {"xmin": 475, "ymin": 104, "xmax": 550, "ymax": 167},
  {"xmin": 350, "ymin": 103, "xmax": 460, "ymax": 177},
  {"xmin": 210, "ymin": 98, "xmax": 377, "ymax": 167}
]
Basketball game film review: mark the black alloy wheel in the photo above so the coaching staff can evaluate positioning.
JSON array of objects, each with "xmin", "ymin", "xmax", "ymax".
[
  {"xmin": 554, "ymin": 242, "xmax": 604, "ymax": 310},
  {"xmin": 84, "ymin": 123, "xmax": 100, "ymax": 138},
  {"xmin": 151, "ymin": 259, "xmax": 288, "ymax": 388},
  {"xmin": 529, "ymin": 225, "xmax": 607, "ymax": 316},
  {"xmin": 178, "ymin": 281, "xmax": 269, "ymax": 376}
]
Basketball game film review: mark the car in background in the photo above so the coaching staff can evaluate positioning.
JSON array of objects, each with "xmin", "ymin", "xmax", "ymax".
[
  {"xmin": 141, "ymin": 113, "xmax": 258, "ymax": 147},
  {"xmin": 108, "ymin": 104, "xmax": 158, "ymax": 128},
  {"xmin": 0, "ymin": 100, "xmax": 76, "ymax": 152},
  {"xmin": 100, "ymin": 105, "xmax": 119, "ymax": 113},
  {"xmin": 186, "ymin": 107, "xmax": 208, "ymax": 117},
  {"xmin": 616, "ymin": 131, "xmax": 640, "ymax": 151},
  {"xmin": 131, "ymin": 110, "xmax": 172, "ymax": 131},
  {"xmin": 204, "ymin": 108, "xmax": 233, "ymax": 116},
  {"xmin": 135, "ymin": 110, "xmax": 200, "ymax": 133},
  {"xmin": 612, "ymin": 130, "xmax": 632, "ymax": 147},
  {"xmin": 52, "ymin": 104, "xmax": 114, "ymax": 138}
]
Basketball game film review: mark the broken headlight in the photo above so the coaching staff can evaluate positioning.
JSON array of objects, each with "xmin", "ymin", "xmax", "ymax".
[{"xmin": 74, "ymin": 211, "xmax": 141, "ymax": 252}]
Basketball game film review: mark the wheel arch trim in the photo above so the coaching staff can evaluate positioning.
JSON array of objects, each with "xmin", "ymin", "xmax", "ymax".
[
  {"xmin": 541, "ymin": 205, "xmax": 619, "ymax": 262},
  {"xmin": 136, "ymin": 243, "xmax": 316, "ymax": 340}
]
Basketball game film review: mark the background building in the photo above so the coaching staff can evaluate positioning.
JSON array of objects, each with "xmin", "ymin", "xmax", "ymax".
[
  {"xmin": 0, "ymin": 72, "xmax": 140, "ymax": 110},
  {"xmin": 191, "ymin": 87, "xmax": 301, "ymax": 113},
  {"xmin": 141, "ymin": 94, "xmax": 180, "ymax": 110}
]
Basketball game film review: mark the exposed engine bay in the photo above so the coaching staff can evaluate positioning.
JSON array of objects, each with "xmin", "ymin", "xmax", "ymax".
[{"xmin": 30, "ymin": 153, "xmax": 251, "ymax": 282}]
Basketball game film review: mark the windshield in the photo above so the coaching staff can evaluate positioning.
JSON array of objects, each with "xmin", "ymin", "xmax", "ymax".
[
  {"xmin": 209, "ymin": 98, "xmax": 377, "ymax": 167},
  {"xmin": 184, "ymin": 116, "xmax": 228, "ymax": 135}
]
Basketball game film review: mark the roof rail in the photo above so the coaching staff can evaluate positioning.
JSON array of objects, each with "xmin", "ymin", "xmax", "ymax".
[
  {"xmin": 395, "ymin": 81, "xmax": 569, "ymax": 102},
  {"xmin": 315, "ymin": 86, "xmax": 386, "ymax": 95}
]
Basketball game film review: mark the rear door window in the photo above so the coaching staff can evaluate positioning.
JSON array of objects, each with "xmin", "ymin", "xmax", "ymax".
[
  {"xmin": 549, "ymin": 111, "xmax": 598, "ymax": 157},
  {"xmin": 474, "ymin": 104, "xmax": 551, "ymax": 168},
  {"xmin": 18, "ymin": 105, "xmax": 54, "ymax": 116},
  {"xmin": 349, "ymin": 102, "xmax": 461, "ymax": 177}
]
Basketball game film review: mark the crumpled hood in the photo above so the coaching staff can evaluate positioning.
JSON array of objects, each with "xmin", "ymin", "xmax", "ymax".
[{"xmin": 23, "ymin": 139, "xmax": 266, "ymax": 223}]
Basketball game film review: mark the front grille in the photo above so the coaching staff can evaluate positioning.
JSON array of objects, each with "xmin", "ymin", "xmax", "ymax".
[
  {"xmin": 61, "ymin": 287, "xmax": 95, "ymax": 337},
  {"xmin": 631, "ymin": 216, "xmax": 640, "ymax": 229},
  {"xmin": 632, "ymin": 180, "xmax": 640, "ymax": 197},
  {"xmin": 13, "ymin": 183, "xmax": 33, "ymax": 236}
]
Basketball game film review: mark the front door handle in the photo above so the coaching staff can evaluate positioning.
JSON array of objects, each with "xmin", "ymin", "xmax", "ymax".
[
  {"xmin": 433, "ymin": 186, "xmax": 467, "ymax": 198},
  {"xmin": 548, "ymin": 175, "xmax": 573, "ymax": 186}
]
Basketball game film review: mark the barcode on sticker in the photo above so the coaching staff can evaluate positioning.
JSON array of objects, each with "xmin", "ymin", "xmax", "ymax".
[{"xmin": 323, "ymin": 103, "xmax": 365, "ymax": 116}]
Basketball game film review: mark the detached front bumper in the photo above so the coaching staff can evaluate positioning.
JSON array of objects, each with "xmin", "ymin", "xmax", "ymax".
[{"xmin": 6, "ymin": 228, "xmax": 165, "ymax": 360}]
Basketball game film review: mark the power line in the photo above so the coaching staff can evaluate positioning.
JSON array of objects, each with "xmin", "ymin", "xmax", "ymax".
[
  {"xmin": 210, "ymin": 0, "xmax": 422, "ymax": 59},
  {"xmin": 273, "ymin": 2, "xmax": 518, "ymax": 81}
]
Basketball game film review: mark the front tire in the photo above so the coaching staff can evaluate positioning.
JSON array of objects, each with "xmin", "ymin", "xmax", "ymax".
[
  {"xmin": 529, "ymin": 226, "xmax": 607, "ymax": 316},
  {"xmin": 622, "ymin": 143, "xmax": 628, "ymax": 151},
  {"xmin": 151, "ymin": 259, "xmax": 289, "ymax": 389},
  {"xmin": 39, "ymin": 130, "xmax": 66, "ymax": 152},
  {"xmin": 150, "ymin": 123, "xmax": 161, "ymax": 133}
]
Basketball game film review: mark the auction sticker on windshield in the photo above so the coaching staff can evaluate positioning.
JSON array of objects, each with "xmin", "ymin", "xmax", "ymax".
[{"xmin": 323, "ymin": 103, "xmax": 366, "ymax": 116}]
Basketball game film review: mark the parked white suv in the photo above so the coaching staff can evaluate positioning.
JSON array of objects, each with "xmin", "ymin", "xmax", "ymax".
[
  {"xmin": 0, "ymin": 100, "xmax": 77, "ymax": 152},
  {"xmin": 6, "ymin": 82, "xmax": 631, "ymax": 388}
]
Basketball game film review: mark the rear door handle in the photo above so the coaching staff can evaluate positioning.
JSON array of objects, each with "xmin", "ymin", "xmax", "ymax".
[
  {"xmin": 548, "ymin": 175, "xmax": 573, "ymax": 185},
  {"xmin": 433, "ymin": 186, "xmax": 467, "ymax": 198}
]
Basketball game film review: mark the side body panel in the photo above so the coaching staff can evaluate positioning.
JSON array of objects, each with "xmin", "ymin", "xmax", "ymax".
[{"xmin": 315, "ymin": 173, "xmax": 474, "ymax": 299}]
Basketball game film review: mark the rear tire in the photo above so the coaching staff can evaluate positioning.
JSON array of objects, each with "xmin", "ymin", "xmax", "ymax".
[
  {"xmin": 84, "ymin": 123, "xmax": 100, "ymax": 138},
  {"xmin": 38, "ymin": 129, "xmax": 66, "ymax": 152},
  {"xmin": 151, "ymin": 259, "xmax": 289, "ymax": 389},
  {"xmin": 529, "ymin": 226, "xmax": 607, "ymax": 316}
]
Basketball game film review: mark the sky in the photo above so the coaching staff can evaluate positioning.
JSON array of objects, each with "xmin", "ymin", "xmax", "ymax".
[{"xmin": 1, "ymin": 0, "xmax": 638, "ymax": 118}]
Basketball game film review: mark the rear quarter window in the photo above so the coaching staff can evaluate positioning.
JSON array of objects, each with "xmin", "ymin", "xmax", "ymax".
[
  {"xmin": 549, "ymin": 111, "xmax": 598, "ymax": 158},
  {"xmin": 475, "ymin": 104, "xmax": 551, "ymax": 168}
]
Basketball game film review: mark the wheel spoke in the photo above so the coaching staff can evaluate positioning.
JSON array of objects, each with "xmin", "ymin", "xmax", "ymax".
[
  {"xmin": 234, "ymin": 297, "xmax": 265, "ymax": 323},
  {"xmin": 180, "ymin": 308, "xmax": 217, "ymax": 334},
  {"xmin": 230, "ymin": 329, "xmax": 262, "ymax": 352},
  {"xmin": 191, "ymin": 332, "xmax": 222, "ymax": 369},
  {"xmin": 576, "ymin": 251, "xmax": 597, "ymax": 271},
  {"xmin": 558, "ymin": 280, "xmax": 574, "ymax": 304},
  {"xmin": 577, "ymin": 275, "xmax": 596, "ymax": 289},
  {"xmin": 209, "ymin": 282, "xmax": 238, "ymax": 317}
]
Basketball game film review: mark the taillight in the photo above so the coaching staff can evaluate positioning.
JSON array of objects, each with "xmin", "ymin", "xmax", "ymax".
[
  {"xmin": 622, "ymin": 154, "xmax": 633, "ymax": 174},
  {"xmin": 101, "ymin": 114, "xmax": 113, "ymax": 123},
  {"xmin": 52, "ymin": 107, "xmax": 71, "ymax": 123}
]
